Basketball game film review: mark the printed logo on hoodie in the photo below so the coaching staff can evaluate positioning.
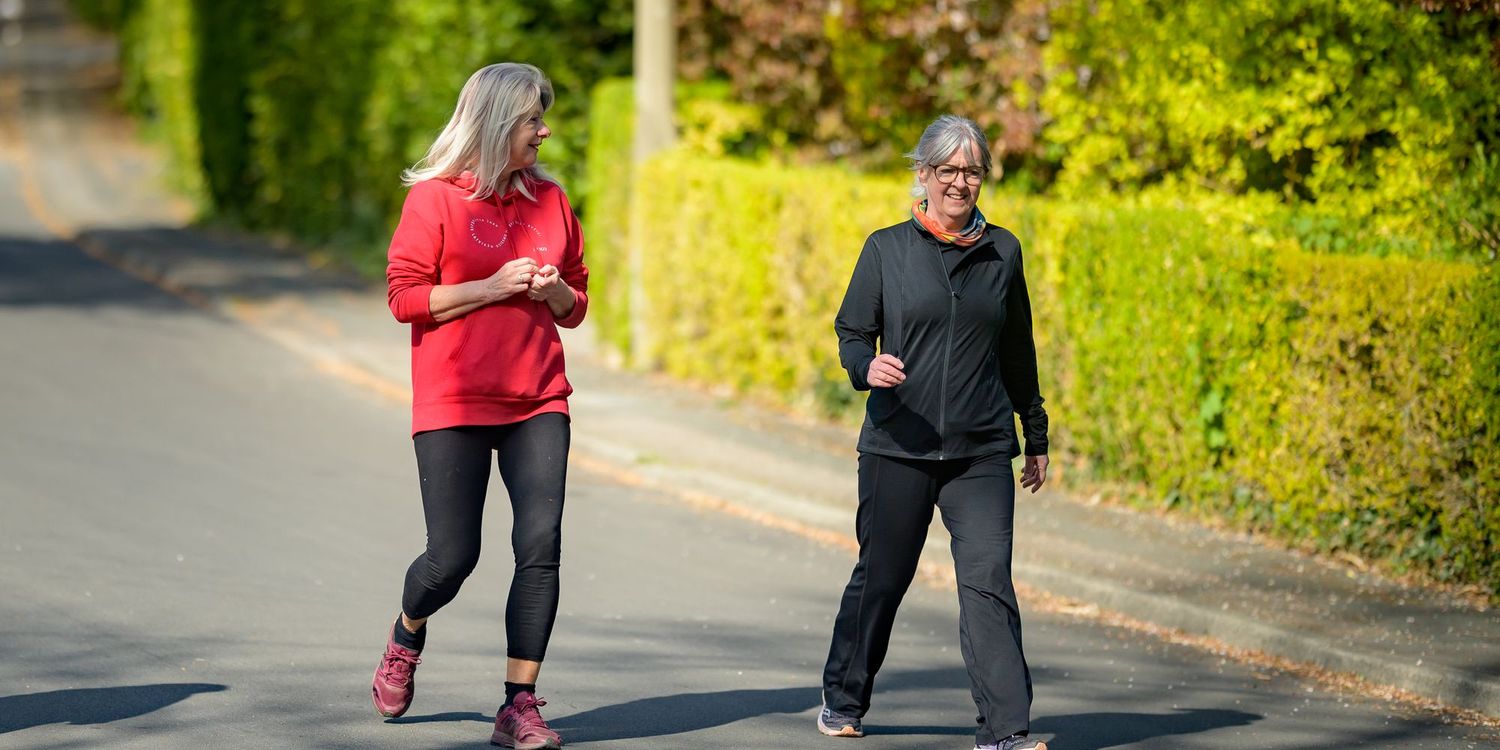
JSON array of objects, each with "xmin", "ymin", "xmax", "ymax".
[{"xmin": 469, "ymin": 217, "xmax": 549, "ymax": 255}]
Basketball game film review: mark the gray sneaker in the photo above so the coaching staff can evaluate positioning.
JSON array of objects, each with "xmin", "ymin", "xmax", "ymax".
[
  {"xmin": 976, "ymin": 735, "xmax": 1048, "ymax": 750},
  {"xmin": 817, "ymin": 704, "xmax": 864, "ymax": 738}
]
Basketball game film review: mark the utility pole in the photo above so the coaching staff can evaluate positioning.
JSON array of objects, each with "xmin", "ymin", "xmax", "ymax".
[
  {"xmin": 633, "ymin": 0, "xmax": 676, "ymax": 161},
  {"xmin": 629, "ymin": 0, "xmax": 675, "ymax": 368}
]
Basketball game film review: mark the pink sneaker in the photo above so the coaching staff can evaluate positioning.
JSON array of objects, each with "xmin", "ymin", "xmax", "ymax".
[
  {"xmin": 371, "ymin": 628, "xmax": 421, "ymax": 718},
  {"xmin": 491, "ymin": 692, "xmax": 563, "ymax": 749}
]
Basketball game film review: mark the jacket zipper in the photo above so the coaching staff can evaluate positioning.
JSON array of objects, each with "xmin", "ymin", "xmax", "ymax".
[{"xmin": 937, "ymin": 247, "xmax": 957, "ymax": 460}]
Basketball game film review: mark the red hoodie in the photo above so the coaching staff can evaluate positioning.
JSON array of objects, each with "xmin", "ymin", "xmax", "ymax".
[{"xmin": 386, "ymin": 172, "xmax": 589, "ymax": 435}]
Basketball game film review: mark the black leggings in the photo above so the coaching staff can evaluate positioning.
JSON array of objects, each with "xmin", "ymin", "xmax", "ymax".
[{"xmin": 401, "ymin": 413, "xmax": 570, "ymax": 662}]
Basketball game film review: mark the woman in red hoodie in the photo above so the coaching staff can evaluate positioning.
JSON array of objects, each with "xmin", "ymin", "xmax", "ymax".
[{"xmin": 371, "ymin": 62, "xmax": 587, "ymax": 750}]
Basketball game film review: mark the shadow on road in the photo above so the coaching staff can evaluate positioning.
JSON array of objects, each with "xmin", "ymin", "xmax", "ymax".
[
  {"xmin": 388, "ymin": 710, "xmax": 491, "ymax": 726},
  {"xmin": 0, "ymin": 235, "xmax": 191, "ymax": 311},
  {"xmin": 0, "ymin": 228, "xmax": 373, "ymax": 312},
  {"xmin": 77, "ymin": 226, "xmax": 374, "ymax": 299},
  {"xmin": 0, "ymin": 683, "xmax": 227, "ymax": 734},
  {"xmin": 541, "ymin": 682, "xmax": 1262, "ymax": 746},
  {"xmin": 862, "ymin": 723, "xmax": 973, "ymax": 736},
  {"xmin": 1034, "ymin": 708, "xmax": 1262, "ymax": 750},
  {"xmin": 549, "ymin": 686, "xmax": 821, "ymax": 742},
  {"xmin": 515, "ymin": 661, "xmax": 984, "ymax": 742}
]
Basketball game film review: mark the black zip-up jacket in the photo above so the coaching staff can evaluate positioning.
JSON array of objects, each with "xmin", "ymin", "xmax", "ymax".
[{"xmin": 835, "ymin": 219, "xmax": 1049, "ymax": 460}]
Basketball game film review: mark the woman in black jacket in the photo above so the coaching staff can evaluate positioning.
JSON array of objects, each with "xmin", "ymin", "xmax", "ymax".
[{"xmin": 817, "ymin": 115, "xmax": 1050, "ymax": 750}]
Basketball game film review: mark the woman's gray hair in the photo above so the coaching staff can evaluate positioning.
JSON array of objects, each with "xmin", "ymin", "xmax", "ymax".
[{"xmin": 905, "ymin": 115, "xmax": 993, "ymax": 198}]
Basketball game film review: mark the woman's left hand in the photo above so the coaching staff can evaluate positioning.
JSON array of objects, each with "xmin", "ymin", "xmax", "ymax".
[
  {"xmin": 527, "ymin": 265, "xmax": 569, "ymax": 302},
  {"xmin": 527, "ymin": 264, "xmax": 577, "ymax": 319},
  {"xmin": 1020, "ymin": 454, "xmax": 1048, "ymax": 494}
]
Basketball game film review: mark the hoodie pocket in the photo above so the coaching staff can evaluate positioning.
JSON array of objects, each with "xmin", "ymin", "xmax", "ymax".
[
  {"xmin": 445, "ymin": 306, "xmax": 555, "ymax": 399},
  {"xmin": 446, "ymin": 317, "xmax": 475, "ymax": 363}
]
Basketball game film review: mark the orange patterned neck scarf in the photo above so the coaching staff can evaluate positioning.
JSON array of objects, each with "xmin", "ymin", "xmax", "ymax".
[{"xmin": 911, "ymin": 200, "xmax": 986, "ymax": 247}]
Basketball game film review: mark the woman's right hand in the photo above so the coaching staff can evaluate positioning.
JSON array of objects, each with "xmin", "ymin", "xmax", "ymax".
[
  {"xmin": 483, "ymin": 257, "xmax": 540, "ymax": 303},
  {"xmin": 867, "ymin": 354, "xmax": 906, "ymax": 388}
]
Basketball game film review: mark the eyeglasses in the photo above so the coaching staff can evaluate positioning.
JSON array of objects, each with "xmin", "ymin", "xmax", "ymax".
[{"xmin": 931, "ymin": 165, "xmax": 988, "ymax": 186}]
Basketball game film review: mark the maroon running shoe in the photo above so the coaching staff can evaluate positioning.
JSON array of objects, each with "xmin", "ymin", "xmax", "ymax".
[
  {"xmin": 491, "ymin": 692, "xmax": 563, "ymax": 749},
  {"xmin": 371, "ymin": 629, "xmax": 421, "ymax": 718}
]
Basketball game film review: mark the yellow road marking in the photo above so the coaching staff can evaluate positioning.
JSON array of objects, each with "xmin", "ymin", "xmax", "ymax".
[{"xmin": 13, "ymin": 131, "xmax": 79, "ymax": 242}]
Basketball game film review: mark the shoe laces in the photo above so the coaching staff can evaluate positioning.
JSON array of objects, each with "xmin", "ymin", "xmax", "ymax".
[
  {"xmin": 506, "ymin": 693, "xmax": 550, "ymax": 730},
  {"xmin": 823, "ymin": 707, "xmax": 857, "ymax": 726},
  {"xmin": 380, "ymin": 648, "xmax": 420, "ymax": 687}
]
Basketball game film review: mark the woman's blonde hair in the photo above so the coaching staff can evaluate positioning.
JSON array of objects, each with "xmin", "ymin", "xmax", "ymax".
[{"xmin": 402, "ymin": 62, "xmax": 556, "ymax": 201}]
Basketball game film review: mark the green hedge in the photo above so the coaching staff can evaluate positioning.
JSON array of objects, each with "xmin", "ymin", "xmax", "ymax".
[
  {"xmin": 612, "ymin": 150, "xmax": 1497, "ymax": 592},
  {"xmin": 582, "ymin": 77, "xmax": 777, "ymax": 362},
  {"xmin": 631, "ymin": 153, "xmax": 898, "ymax": 415},
  {"xmin": 113, "ymin": 0, "xmax": 208, "ymax": 203},
  {"xmin": 1046, "ymin": 202, "xmax": 1496, "ymax": 584},
  {"xmin": 582, "ymin": 78, "xmax": 634, "ymax": 360},
  {"xmin": 77, "ymin": 0, "xmax": 631, "ymax": 264}
]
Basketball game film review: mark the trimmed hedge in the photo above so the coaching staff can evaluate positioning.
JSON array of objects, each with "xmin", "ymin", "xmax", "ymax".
[
  {"xmin": 581, "ymin": 77, "xmax": 776, "ymax": 362},
  {"xmin": 582, "ymin": 78, "xmax": 634, "ymax": 360},
  {"xmin": 1046, "ymin": 202, "xmax": 1497, "ymax": 585},
  {"xmin": 630, "ymin": 153, "xmax": 898, "ymax": 415},
  {"xmin": 114, "ymin": 0, "xmax": 209, "ymax": 203},
  {"xmin": 614, "ymin": 150, "xmax": 1497, "ymax": 591},
  {"xmin": 1255, "ymin": 254, "xmax": 1494, "ymax": 577}
]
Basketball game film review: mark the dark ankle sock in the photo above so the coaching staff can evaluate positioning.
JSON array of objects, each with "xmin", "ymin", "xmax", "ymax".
[
  {"xmin": 502, "ymin": 681, "xmax": 536, "ymax": 708},
  {"xmin": 391, "ymin": 615, "xmax": 425, "ymax": 652}
]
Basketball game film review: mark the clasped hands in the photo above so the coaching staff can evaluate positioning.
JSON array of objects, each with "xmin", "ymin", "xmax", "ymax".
[{"xmin": 485, "ymin": 256, "xmax": 569, "ymax": 305}]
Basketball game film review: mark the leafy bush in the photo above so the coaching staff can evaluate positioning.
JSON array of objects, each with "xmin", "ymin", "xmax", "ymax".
[
  {"xmin": 583, "ymin": 78, "xmax": 635, "ymax": 360},
  {"xmin": 1048, "ymin": 201, "xmax": 1495, "ymax": 586},
  {"xmin": 583, "ymin": 77, "xmax": 778, "ymax": 361},
  {"xmin": 112, "ymin": 0, "xmax": 208, "ymax": 204},
  {"xmin": 1040, "ymin": 0, "xmax": 1500, "ymax": 260},
  {"xmin": 1432, "ymin": 142, "xmax": 1500, "ymax": 261},
  {"xmin": 676, "ymin": 0, "xmax": 1049, "ymax": 170},
  {"xmin": 1250, "ymin": 254, "xmax": 1493, "ymax": 579},
  {"xmin": 630, "ymin": 152, "xmax": 899, "ymax": 415},
  {"xmin": 81, "ymin": 0, "xmax": 631, "ymax": 264}
]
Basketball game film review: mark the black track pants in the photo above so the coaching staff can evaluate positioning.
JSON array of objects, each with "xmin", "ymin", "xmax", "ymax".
[
  {"xmin": 401, "ymin": 414, "xmax": 569, "ymax": 662},
  {"xmin": 822, "ymin": 451, "xmax": 1031, "ymax": 744}
]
